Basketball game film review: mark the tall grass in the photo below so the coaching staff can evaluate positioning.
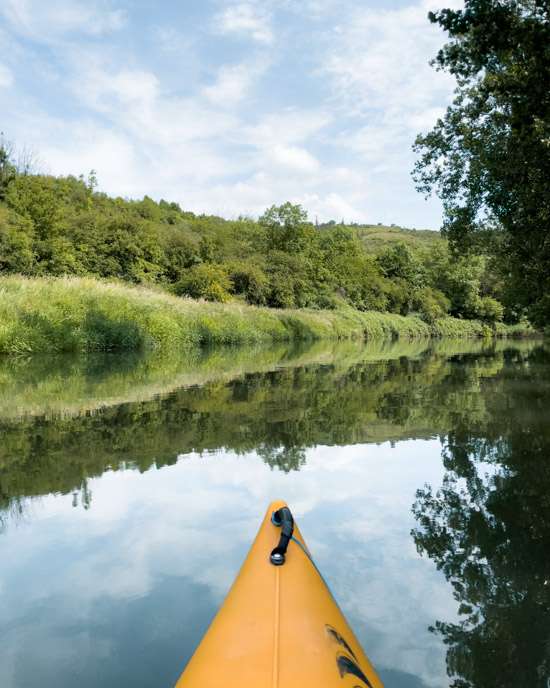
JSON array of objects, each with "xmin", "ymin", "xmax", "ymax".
[{"xmin": 0, "ymin": 275, "xmax": 536, "ymax": 355}]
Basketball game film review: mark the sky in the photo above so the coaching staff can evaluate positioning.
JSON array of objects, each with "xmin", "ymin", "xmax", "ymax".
[{"xmin": 0, "ymin": 0, "xmax": 463, "ymax": 230}]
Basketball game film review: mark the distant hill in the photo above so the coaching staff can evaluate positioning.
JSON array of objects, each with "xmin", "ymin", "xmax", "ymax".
[{"xmin": 317, "ymin": 222, "xmax": 443, "ymax": 254}]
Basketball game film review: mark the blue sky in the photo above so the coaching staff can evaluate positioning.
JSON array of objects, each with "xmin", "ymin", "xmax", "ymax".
[{"xmin": 0, "ymin": 0, "xmax": 462, "ymax": 229}]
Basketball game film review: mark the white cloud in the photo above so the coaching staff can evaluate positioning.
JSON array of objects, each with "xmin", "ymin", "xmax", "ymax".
[
  {"xmin": 263, "ymin": 144, "xmax": 320, "ymax": 177},
  {"xmin": 202, "ymin": 59, "xmax": 268, "ymax": 105},
  {"xmin": 420, "ymin": 0, "xmax": 464, "ymax": 11},
  {"xmin": 211, "ymin": 2, "xmax": 274, "ymax": 44},
  {"xmin": 83, "ymin": 68, "xmax": 161, "ymax": 109},
  {"xmin": 297, "ymin": 192, "xmax": 368, "ymax": 224},
  {"xmin": 243, "ymin": 108, "xmax": 333, "ymax": 148},
  {"xmin": 0, "ymin": 63, "xmax": 14, "ymax": 88},
  {"xmin": 322, "ymin": 5, "xmax": 455, "ymax": 120},
  {"xmin": 153, "ymin": 26, "xmax": 189, "ymax": 55},
  {"xmin": 40, "ymin": 124, "xmax": 142, "ymax": 198},
  {"xmin": 0, "ymin": 0, "xmax": 125, "ymax": 41},
  {"xmin": 66, "ymin": 57, "xmax": 240, "ymax": 148},
  {"xmin": 180, "ymin": 165, "xmax": 370, "ymax": 224}
]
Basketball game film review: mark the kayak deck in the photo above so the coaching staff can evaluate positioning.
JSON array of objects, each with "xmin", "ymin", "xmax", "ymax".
[{"xmin": 175, "ymin": 499, "xmax": 384, "ymax": 687}]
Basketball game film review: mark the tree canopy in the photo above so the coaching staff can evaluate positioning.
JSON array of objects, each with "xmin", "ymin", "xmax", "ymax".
[
  {"xmin": 0, "ymin": 137, "xmax": 518, "ymax": 325},
  {"xmin": 413, "ymin": 0, "xmax": 550, "ymax": 328}
]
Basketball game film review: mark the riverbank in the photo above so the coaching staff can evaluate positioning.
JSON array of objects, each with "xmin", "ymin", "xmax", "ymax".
[{"xmin": 0, "ymin": 275, "xmax": 533, "ymax": 354}]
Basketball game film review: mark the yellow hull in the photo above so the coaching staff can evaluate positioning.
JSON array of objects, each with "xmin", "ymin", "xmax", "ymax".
[{"xmin": 175, "ymin": 499, "xmax": 384, "ymax": 688}]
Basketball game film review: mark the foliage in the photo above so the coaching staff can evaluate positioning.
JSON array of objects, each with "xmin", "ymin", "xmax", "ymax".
[
  {"xmin": 478, "ymin": 295, "xmax": 504, "ymax": 323},
  {"xmin": 412, "ymin": 345, "xmax": 550, "ymax": 686},
  {"xmin": 0, "ymin": 339, "xmax": 543, "ymax": 524},
  {"xmin": 0, "ymin": 144, "xmax": 517, "ymax": 325},
  {"xmin": 420, "ymin": 243, "xmax": 486, "ymax": 319},
  {"xmin": 172, "ymin": 264, "xmax": 233, "ymax": 302},
  {"xmin": 377, "ymin": 242, "xmax": 423, "ymax": 285},
  {"xmin": 320, "ymin": 227, "xmax": 388, "ymax": 311},
  {"xmin": 262, "ymin": 251, "xmax": 315, "ymax": 309},
  {"xmin": 413, "ymin": 0, "xmax": 550, "ymax": 328},
  {"xmin": 228, "ymin": 263, "xmax": 270, "ymax": 305},
  {"xmin": 258, "ymin": 202, "xmax": 317, "ymax": 255},
  {"xmin": 411, "ymin": 286, "xmax": 451, "ymax": 323}
]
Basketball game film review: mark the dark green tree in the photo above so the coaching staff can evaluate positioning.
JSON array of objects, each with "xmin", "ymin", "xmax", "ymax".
[
  {"xmin": 0, "ymin": 135, "xmax": 16, "ymax": 198},
  {"xmin": 412, "ymin": 346, "xmax": 550, "ymax": 687},
  {"xmin": 258, "ymin": 202, "xmax": 317, "ymax": 255},
  {"xmin": 413, "ymin": 0, "xmax": 550, "ymax": 328},
  {"xmin": 420, "ymin": 243, "xmax": 485, "ymax": 318}
]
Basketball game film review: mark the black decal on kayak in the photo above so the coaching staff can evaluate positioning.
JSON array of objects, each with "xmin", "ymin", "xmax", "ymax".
[
  {"xmin": 336, "ymin": 652, "xmax": 373, "ymax": 688},
  {"xmin": 325, "ymin": 624, "xmax": 358, "ymax": 661}
]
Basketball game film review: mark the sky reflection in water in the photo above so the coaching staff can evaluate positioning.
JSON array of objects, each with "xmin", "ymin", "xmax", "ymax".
[
  {"xmin": 1, "ymin": 338, "xmax": 548, "ymax": 688},
  {"xmin": 1, "ymin": 441, "xmax": 452, "ymax": 688}
]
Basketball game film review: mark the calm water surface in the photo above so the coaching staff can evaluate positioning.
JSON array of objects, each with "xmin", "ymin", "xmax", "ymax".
[{"xmin": 1, "ymin": 339, "xmax": 549, "ymax": 688}]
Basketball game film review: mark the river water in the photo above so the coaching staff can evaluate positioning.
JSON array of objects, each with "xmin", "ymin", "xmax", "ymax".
[{"xmin": 1, "ymin": 338, "xmax": 549, "ymax": 688}]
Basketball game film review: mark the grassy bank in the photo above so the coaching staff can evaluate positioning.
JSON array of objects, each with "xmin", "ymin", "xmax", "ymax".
[{"xmin": 0, "ymin": 275, "xmax": 534, "ymax": 354}]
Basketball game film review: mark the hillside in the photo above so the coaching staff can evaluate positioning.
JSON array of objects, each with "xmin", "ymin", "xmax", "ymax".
[
  {"xmin": 0, "ymin": 160, "xmax": 516, "ymax": 325},
  {"xmin": 318, "ymin": 221, "xmax": 443, "ymax": 254}
]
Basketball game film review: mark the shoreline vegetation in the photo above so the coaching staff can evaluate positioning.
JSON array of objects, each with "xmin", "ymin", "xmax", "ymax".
[
  {"xmin": 0, "ymin": 275, "xmax": 535, "ymax": 355},
  {"xmin": 0, "ymin": 155, "xmax": 543, "ymax": 345},
  {"xmin": 0, "ymin": 158, "xmax": 541, "ymax": 350}
]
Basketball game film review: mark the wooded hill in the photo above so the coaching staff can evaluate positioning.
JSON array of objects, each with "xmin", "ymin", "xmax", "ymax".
[
  {"xmin": 0, "ymin": 158, "xmax": 515, "ymax": 326},
  {"xmin": 317, "ymin": 221, "xmax": 442, "ymax": 255}
]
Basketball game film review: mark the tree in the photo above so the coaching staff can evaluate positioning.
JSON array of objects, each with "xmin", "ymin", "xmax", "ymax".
[
  {"xmin": 413, "ymin": 0, "xmax": 550, "ymax": 328},
  {"xmin": 172, "ymin": 263, "xmax": 233, "ymax": 302},
  {"xmin": 0, "ymin": 135, "xmax": 16, "ymax": 197},
  {"xmin": 377, "ymin": 243, "xmax": 424, "ymax": 314},
  {"xmin": 412, "ymin": 355, "xmax": 550, "ymax": 688},
  {"xmin": 420, "ymin": 243, "xmax": 485, "ymax": 318},
  {"xmin": 258, "ymin": 202, "xmax": 317, "ymax": 255},
  {"xmin": 377, "ymin": 242, "xmax": 422, "ymax": 285}
]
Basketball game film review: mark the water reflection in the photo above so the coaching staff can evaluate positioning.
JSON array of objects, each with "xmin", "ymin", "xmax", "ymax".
[
  {"xmin": 1, "ymin": 442, "xmax": 450, "ymax": 688},
  {"xmin": 412, "ymin": 345, "xmax": 550, "ymax": 688},
  {"xmin": 0, "ymin": 338, "xmax": 539, "ymax": 522},
  {"xmin": 0, "ymin": 338, "xmax": 548, "ymax": 688}
]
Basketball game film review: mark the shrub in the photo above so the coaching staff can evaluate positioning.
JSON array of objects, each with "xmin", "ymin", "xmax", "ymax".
[
  {"xmin": 172, "ymin": 264, "xmax": 233, "ymax": 302},
  {"xmin": 228, "ymin": 264, "xmax": 270, "ymax": 305},
  {"xmin": 412, "ymin": 286, "xmax": 451, "ymax": 324},
  {"xmin": 478, "ymin": 296, "xmax": 504, "ymax": 323}
]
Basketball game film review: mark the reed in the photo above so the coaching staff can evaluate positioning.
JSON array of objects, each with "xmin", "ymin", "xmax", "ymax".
[{"xmin": 0, "ymin": 275, "xmax": 535, "ymax": 354}]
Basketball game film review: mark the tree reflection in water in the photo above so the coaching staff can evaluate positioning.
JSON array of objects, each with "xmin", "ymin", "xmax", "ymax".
[{"xmin": 412, "ymin": 347, "xmax": 550, "ymax": 688}]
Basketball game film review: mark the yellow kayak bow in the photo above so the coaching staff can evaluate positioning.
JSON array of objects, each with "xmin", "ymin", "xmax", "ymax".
[{"xmin": 175, "ymin": 499, "xmax": 384, "ymax": 687}]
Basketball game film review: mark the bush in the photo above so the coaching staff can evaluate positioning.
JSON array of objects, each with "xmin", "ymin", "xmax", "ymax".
[
  {"xmin": 228, "ymin": 264, "xmax": 270, "ymax": 305},
  {"xmin": 383, "ymin": 278, "xmax": 412, "ymax": 315},
  {"xmin": 172, "ymin": 264, "xmax": 233, "ymax": 302},
  {"xmin": 412, "ymin": 286, "xmax": 451, "ymax": 324},
  {"xmin": 478, "ymin": 296, "xmax": 504, "ymax": 323},
  {"xmin": 264, "ymin": 251, "xmax": 315, "ymax": 309}
]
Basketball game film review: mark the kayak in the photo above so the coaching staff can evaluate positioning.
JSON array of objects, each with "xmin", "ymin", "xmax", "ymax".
[{"xmin": 175, "ymin": 499, "xmax": 384, "ymax": 687}]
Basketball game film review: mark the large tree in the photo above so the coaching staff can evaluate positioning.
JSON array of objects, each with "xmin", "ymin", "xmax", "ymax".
[{"xmin": 413, "ymin": 0, "xmax": 550, "ymax": 327}]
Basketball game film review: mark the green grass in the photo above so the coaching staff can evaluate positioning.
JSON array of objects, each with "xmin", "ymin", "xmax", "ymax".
[
  {"xmin": 351, "ymin": 224, "xmax": 443, "ymax": 254},
  {"xmin": 0, "ymin": 275, "xmax": 535, "ymax": 355}
]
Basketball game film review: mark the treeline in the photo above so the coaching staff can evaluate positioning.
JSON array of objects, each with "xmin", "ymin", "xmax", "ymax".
[{"xmin": 0, "ymin": 149, "xmax": 516, "ymax": 325}]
